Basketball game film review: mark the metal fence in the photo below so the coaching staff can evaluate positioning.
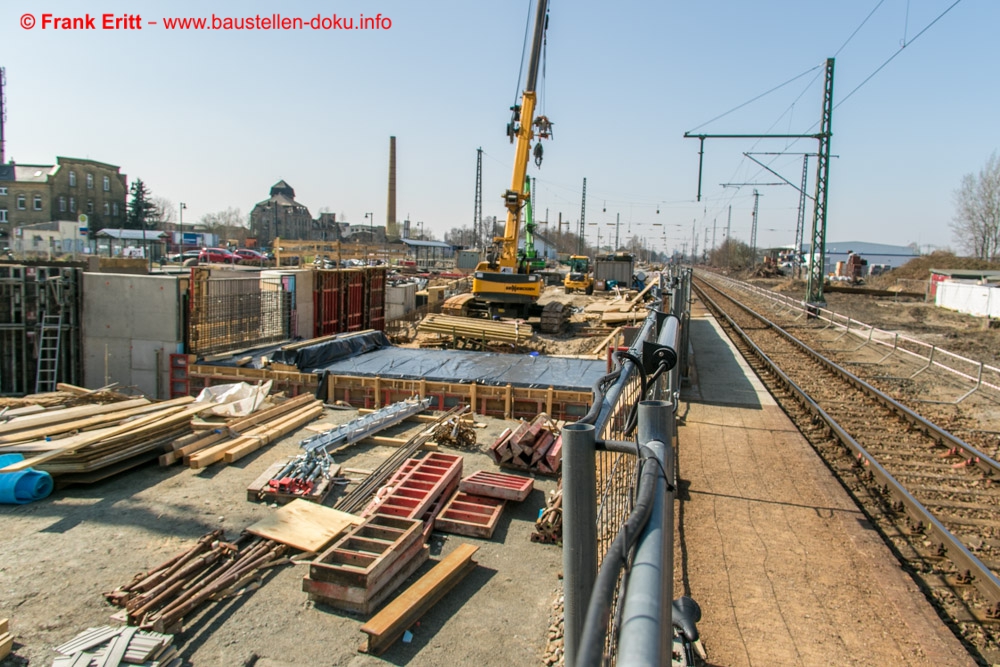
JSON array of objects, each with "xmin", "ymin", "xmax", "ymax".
[
  {"xmin": 187, "ymin": 272, "xmax": 291, "ymax": 356},
  {"xmin": 564, "ymin": 267, "xmax": 690, "ymax": 666}
]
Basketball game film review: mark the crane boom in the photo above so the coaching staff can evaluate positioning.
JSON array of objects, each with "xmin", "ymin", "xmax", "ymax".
[{"xmin": 471, "ymin": 0, "xmax": 552, "ymax": 315}]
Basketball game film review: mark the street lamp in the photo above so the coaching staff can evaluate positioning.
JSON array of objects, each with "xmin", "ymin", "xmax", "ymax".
[{"xmin": 179, "ymin": 202, "xmax": 186, "ymax": 254}]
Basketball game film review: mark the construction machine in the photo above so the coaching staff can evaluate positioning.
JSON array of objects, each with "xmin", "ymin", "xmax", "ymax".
[
  {"xmin": 563, "ymin": 255, "xmax": 593, "ymax": 294},
  {"xmin": 520, "ymin": 178, "xmax": 547, "ymax": 272},
  {"xmin": 444, "ymin": 0, "xmax": 568, "ymax": 333}
]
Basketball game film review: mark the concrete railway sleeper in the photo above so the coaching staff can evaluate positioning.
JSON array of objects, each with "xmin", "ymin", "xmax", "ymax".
[{"xmin": 693, "ymin": 277, "xmax": 1000, "ymax": 663}]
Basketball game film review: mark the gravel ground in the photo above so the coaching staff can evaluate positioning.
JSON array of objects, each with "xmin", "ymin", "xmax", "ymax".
[{"xmin": 0, "ymin": 409, "xmax": 563, "ymax": 666}]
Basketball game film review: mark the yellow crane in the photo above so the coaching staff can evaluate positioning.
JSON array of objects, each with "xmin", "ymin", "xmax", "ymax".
[{"xmin": 458, "ymin": 0, "xmax": 568, "ymax": 331}]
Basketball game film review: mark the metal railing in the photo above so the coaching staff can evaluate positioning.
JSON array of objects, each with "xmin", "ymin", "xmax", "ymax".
[{"xmin": 564, "ymin": 267, "xmax": 690, "ymax": 666}]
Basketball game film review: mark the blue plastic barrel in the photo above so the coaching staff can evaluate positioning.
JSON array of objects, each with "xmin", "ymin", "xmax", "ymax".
[{"xmin": 0, "ymin": 453, "xmax": 55, "ymax": 504}]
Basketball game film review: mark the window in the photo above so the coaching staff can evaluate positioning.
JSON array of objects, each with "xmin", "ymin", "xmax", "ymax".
[
  {"xmin": 86, "ymin": 173, "xmax": 94, "ymax": 189},
  {"xmin": 103, "ymin": 176, "xmax": 110, "ymax": 191},
  {"xmin": 17, "ymin": 194, "xmax": 25, "ymax": 210},
  {"xmin": 87, "ymin": 200, "xmax": 94, "ymax": 214},
  {"xmin": 0, "ymin": 186, "xmax": 7, "ymax": 196},
  {"xmin": 0, "ymin": 209, "xmax": 7, "ymax": 223},
  {"xmin": 104, "ymin": 202, "xmax": 110, "ymax": 215},
  {"xmin": 69, "ymin": 197, "xmax": 76, "ymax": 213},
  {"xmin": 33, "ymin": 195, "xmax": 43, "ymax": 211},
  {"xmin": 59, "ymin": 196, "xmax": 66, "ymax": 212},
  {"xmin": 69, "ymin": 171, "xmax": 76, "ymax": 187},
  {"xmin": 112, "ymin": 202, "xmax": 119, "ymax": 216}
]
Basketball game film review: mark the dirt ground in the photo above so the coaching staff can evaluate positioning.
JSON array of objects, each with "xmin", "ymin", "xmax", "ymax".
[
  {"xmin": 0, "ymin": 411, "xmax": 563, "ymax": 666},
  {"xmin": 752, "ymin": 277, "xmax": 1000, "ymax": 365}
]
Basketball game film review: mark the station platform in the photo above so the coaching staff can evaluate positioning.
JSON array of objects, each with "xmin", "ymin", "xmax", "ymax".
[{"xmin": 675, "ymin": 299, "xmax": 972, "ymax": 665}]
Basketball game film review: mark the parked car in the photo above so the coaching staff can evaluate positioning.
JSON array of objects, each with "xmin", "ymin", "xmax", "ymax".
[
  {"xmin": 198, "ymin": 247, "xmax": 239, "ymax": 264},
  {"xmin": 234, "ymin": 248, "xmax": 267, "ymax": 265}
]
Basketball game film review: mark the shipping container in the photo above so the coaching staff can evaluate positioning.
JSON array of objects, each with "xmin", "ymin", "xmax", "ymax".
[{"xmin": 594, "ymin": 254, "xmax": 635, "ymax": 287}]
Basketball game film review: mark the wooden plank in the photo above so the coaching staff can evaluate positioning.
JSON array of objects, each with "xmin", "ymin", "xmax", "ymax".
[
  {"xmin": 247, "ymin": 498, "xmax": 362, "ymax": 552},
  {"xmin": 96, "ymin": 625, "xmax": 137, "ymax": 667},
  {"xmin": 0, "ymin": 631, "xmax": 11, "ymax": 661},
  {"xmin": 0, "ymin": 397, "xmax": 151, "ymax": 436},
  {"xmin": 359, "ymin": 543, "xmax": 479, "ymax": 655}
]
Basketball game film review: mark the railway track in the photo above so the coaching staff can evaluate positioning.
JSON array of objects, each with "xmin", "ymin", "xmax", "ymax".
[{"xmin": 692, "ymin": 275, "xmax": 1000, "ymax": 664}]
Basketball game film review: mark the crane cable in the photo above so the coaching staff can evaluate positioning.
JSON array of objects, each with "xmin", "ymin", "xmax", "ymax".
[{"xmin": 512, "ymin": 0, "xmax": 533, "ymax": 109}]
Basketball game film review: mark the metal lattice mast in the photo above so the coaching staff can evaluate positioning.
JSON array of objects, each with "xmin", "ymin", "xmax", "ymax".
[
  {"xmin": 794, "ymin": 155, "xmax": 809, "ymax": 277},
  {"xmin": 807, "ymin": 58, "xmax": 835, "ymax": 303},
  {"xmin": 0, "ymin": 67, "xmax": 6, "ymax": 165},
  {"xmin": 474, "ymin": 147, "xmax": 483, "ymax": 249},
  {"xmin": 750, "ymin": 189, "xmax": 760, "ymax": 266},
  {"xmin": 578, "ymin": 177, "xmax": 586, "ymax": 254}
]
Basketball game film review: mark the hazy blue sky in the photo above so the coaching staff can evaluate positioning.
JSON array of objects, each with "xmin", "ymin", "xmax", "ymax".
[{"xmin": 2, "ymin": 0, "xmax": 995, "ymax": 255}]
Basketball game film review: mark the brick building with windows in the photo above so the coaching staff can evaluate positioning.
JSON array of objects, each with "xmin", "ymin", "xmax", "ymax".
[
  {"xmin": 249, "ymin": 180, "xmax": 339, "ymax": 248},
  {"xmin": 0, "ymin": 156, "xmax": 128, "ymax": 242}
]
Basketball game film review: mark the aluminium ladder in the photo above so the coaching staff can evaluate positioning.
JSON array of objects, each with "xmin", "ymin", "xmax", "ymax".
[{"xmin": 35, "ymin": 312, "xmax": 62, "ymax": 393}]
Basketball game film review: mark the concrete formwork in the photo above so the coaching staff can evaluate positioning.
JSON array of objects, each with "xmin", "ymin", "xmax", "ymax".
[{"xmin": 82, "ymin": 273, "xmax": 184, "ymax": 398}]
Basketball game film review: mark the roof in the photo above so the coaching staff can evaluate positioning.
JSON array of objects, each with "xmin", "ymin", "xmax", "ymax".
[
  {"xmin": 94, "ymin": 229, "xmax": 168, "ymax": 240},
  {"xmin": 400, "ymin": 238, "xmax": 453, "ymax": 249},
  {"xmin": 0, "ymin": 164, "xmax": 57, "ymax": 183},
  {"xmin": 801, "ymin": 241, "xmax": 920, "ymax": 256},
  {"xmin": 929, "ymin": 268, "xmax": 1000, "ymax": 279}
]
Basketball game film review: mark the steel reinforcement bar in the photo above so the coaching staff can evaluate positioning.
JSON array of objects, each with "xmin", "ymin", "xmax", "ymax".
[{"xmin": 694, "ymin": 278, "xmax": 1000, "ymax": 613}]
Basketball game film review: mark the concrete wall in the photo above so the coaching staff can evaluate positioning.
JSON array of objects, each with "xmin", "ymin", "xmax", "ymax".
[{"xmin": 83, "ymin": 273, "xmax": 184, "ymax": 398}]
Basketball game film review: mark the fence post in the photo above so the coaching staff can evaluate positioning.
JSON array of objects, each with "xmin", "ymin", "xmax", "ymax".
[
  {"xmin": 563, "ymin": 422, "xmax": 597, "ymax": 667},
  {"xmin": 618, "ymin": 400, "xmax": 675, "ymax": 665}
]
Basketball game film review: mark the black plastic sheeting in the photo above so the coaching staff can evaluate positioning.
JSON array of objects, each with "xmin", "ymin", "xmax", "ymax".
[
  {"xmin": 204, "ymin": 332, "xmax": 391, "ymax": 371},
  {"xmin": 271, "ymin": 332, "xmax": 391, "ymax": 371},
  {"xmin": 314, "ymin": 347, "xmax": 607, "ymax": 391}
]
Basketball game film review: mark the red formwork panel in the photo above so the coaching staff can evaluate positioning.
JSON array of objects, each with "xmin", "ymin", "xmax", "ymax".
[
  {"xmin": 345, "ymin": 269, "xmax": 364, "ymax": 332},
  {"xmin": 313, "ymin": 270, "xmax": 344, "ymax": 337},
  {"xmin": 363, "ymin": 267, "xmax": 386, "ymax": 332}
]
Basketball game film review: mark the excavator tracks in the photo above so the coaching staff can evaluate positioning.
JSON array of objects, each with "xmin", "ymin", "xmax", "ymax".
[{"xmin": 693, "ymin": 273, "xmax": 1000, "ymax": 664}]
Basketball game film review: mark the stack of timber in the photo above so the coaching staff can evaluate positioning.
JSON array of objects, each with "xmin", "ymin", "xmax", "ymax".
[
  {"xmin": 531, "ymin": 485, "xmax": 563, "ymax": 544},
  {"xmin": 303, "ymin": 513, "xmax": 429, "ymax": 615},
  {"xmin": 105, "ymin": 531, "xmax": 288, "ymax": 633},
  {"xmin": 52, "ymin": 626, "xmax": 178, "ymax": 667},
  {"xmin": 163, "ymin": 394, "xmax": 324, "ymax": 469},
  {"xmin": 0, "ymin": 396, "xmax": 207, "ymax": 480},
  {"xmin": 0, "ymin": 383, "xmax": 129, "ymax": 411},
  {"xmin": 488, "ymin": 412, "xmax": 563, "ymax": 475},
  {"xmin": 417, "ymin": 314, "xmax": 530, "ymax": 345},
  {"xmin": 598, "ymin": 282, "xmax": 655, "ymax": 324}
]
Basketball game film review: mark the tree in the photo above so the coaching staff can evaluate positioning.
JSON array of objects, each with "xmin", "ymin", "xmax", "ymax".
[
  {"xmin": 198, "ymin": 207, "xmax": 247, "ymax": 244},
  {"xmin": 951, "ymin": 151, "xmax": 1000, "ymax": 261},
  {"xmin": 150, "ymin": 196, "xmax": 175, "ymax": 228},
  {"xmin": 126, "ymin": 179, "xmax": 157, "ymax": 230}
]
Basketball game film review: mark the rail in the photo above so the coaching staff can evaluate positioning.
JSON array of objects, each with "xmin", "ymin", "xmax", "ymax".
[
  {"xmin": 698, "ymin": 270, "xmax": 1000, "ymax": 402},
  {"xmin": 563, "ymin": 267, "xmax": 692, "ymax": 666}
]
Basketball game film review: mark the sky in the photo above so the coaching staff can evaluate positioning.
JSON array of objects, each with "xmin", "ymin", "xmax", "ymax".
[{"xmin": 2, "ymin": 0, "xmax": 996, "ymax": 256}]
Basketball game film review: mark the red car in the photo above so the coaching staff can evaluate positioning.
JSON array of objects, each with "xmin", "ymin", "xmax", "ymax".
[
  {"xmin": 234, "ymin": 248, "xmax": 267, "ymax": 265},
  {"xmin": 198, "ymin": 247, "xmax": 239, "ymax": 264}
]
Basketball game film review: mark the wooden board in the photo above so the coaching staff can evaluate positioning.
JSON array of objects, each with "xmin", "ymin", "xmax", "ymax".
[
  {"xmin": 247, "ymin": 498, "xmax": 362, "ymax": 552},
  {"xmin": 359, "ymin": 543, "xmax": 479, "ymax": 655}
]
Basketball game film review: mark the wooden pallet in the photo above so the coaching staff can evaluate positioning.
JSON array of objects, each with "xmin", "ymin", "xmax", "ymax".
[
  {"xmin": 305, "ymin": 514, "xmax": 427, "ymax": 615},
  {"xmin": 434, "ymin": 492, "xmax": 505, "ymax": 539},
  {"xmin": 246, "ymin": 457, "xmax": 339, "ymax": 505},
  {"xmin": 459, "ymin": 470, "xmax": 533, "ymax": 502}
]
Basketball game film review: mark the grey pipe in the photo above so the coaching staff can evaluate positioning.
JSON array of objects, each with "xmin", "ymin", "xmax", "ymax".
[
  {"xmin": 618, "ymin": 400, "xmax": 675, "ymax": 665},
  {"xmin": 563, "ymin": 422, "xmax": 597, "ymax": 667}
]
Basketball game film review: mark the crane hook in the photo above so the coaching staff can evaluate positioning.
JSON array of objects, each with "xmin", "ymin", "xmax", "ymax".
[{"xmin": 533, "ymin": 143, "xmax": 544, "ymax": 167}]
